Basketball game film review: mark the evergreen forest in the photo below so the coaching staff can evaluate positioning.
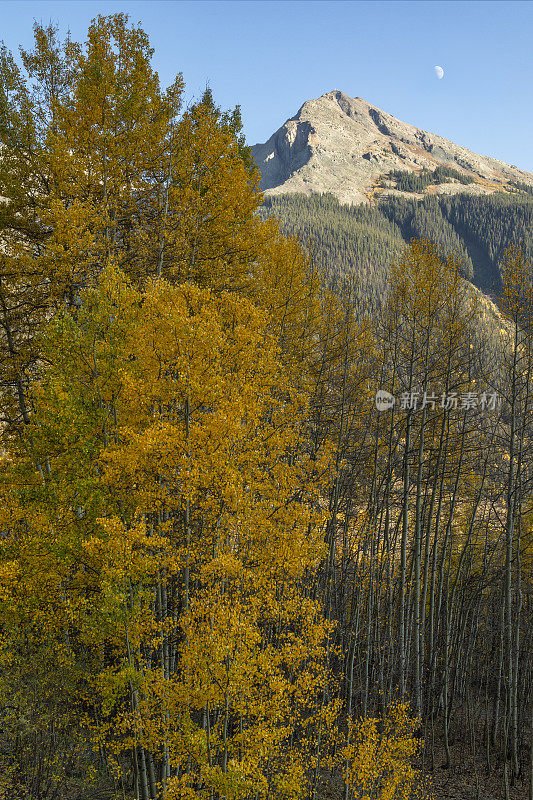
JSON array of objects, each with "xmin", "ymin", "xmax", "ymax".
[{"xmin": 261, "ymin": 191, "xmax": 533, "ymax": 307}]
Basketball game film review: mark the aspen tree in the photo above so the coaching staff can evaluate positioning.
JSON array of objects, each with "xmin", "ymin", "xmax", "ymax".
[
  {"xmin": 0, "ymin": 17, "xmax": 436, "ymax": 800},
  {"xmin": 496, "ymin": 244, "xmax": 533, "ymax": 789},
  {"xmin": 0, "ymin": 263, "xmax": 335, "ymax": 799}
]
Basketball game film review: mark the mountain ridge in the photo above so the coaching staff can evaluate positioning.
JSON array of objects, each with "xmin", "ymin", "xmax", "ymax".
[{"xmin": 251, "ymin": 90, "xmax": 533, "ymax": 205}]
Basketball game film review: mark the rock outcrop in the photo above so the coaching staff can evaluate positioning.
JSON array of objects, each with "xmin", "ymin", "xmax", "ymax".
[{"xmin": 251, "ymin": 90, "xmax": 533, "ymax": 205}]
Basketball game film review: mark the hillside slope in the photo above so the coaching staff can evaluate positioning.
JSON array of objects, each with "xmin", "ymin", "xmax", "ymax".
[{"xmin": 261, "ymin": 191, "xmax": 533, "ymax": 312}]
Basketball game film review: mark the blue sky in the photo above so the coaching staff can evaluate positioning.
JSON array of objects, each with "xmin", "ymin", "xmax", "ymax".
[{"xmin": 1, "ymin": 1, "xmax": 532, "ymax": 171}]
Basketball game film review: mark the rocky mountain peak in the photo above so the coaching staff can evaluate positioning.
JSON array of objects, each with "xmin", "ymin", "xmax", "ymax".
[{"xmin": 251, "ymin": 91, "xmax": 533, "ymax": 205}]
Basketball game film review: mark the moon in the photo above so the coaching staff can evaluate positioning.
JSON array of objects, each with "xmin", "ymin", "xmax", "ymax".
[{"xmin": 434, "ymin": 65, "xmax": 444, "ymax": 80}]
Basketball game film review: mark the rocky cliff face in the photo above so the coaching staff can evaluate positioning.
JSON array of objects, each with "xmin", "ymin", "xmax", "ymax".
[{"xmin": 251, "ymin": 91, "xmax": 533, "ymax": 205}]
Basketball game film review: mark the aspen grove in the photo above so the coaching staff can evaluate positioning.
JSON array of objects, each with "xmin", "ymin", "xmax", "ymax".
[{"xmin": 0, "ymin": 15, "xmax": 531, "ymax": 800}]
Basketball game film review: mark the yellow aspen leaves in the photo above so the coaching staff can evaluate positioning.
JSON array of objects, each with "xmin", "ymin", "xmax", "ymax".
[{"xmin": 0, "ymin": 15, "xmax": 428, "ymax": 800}]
